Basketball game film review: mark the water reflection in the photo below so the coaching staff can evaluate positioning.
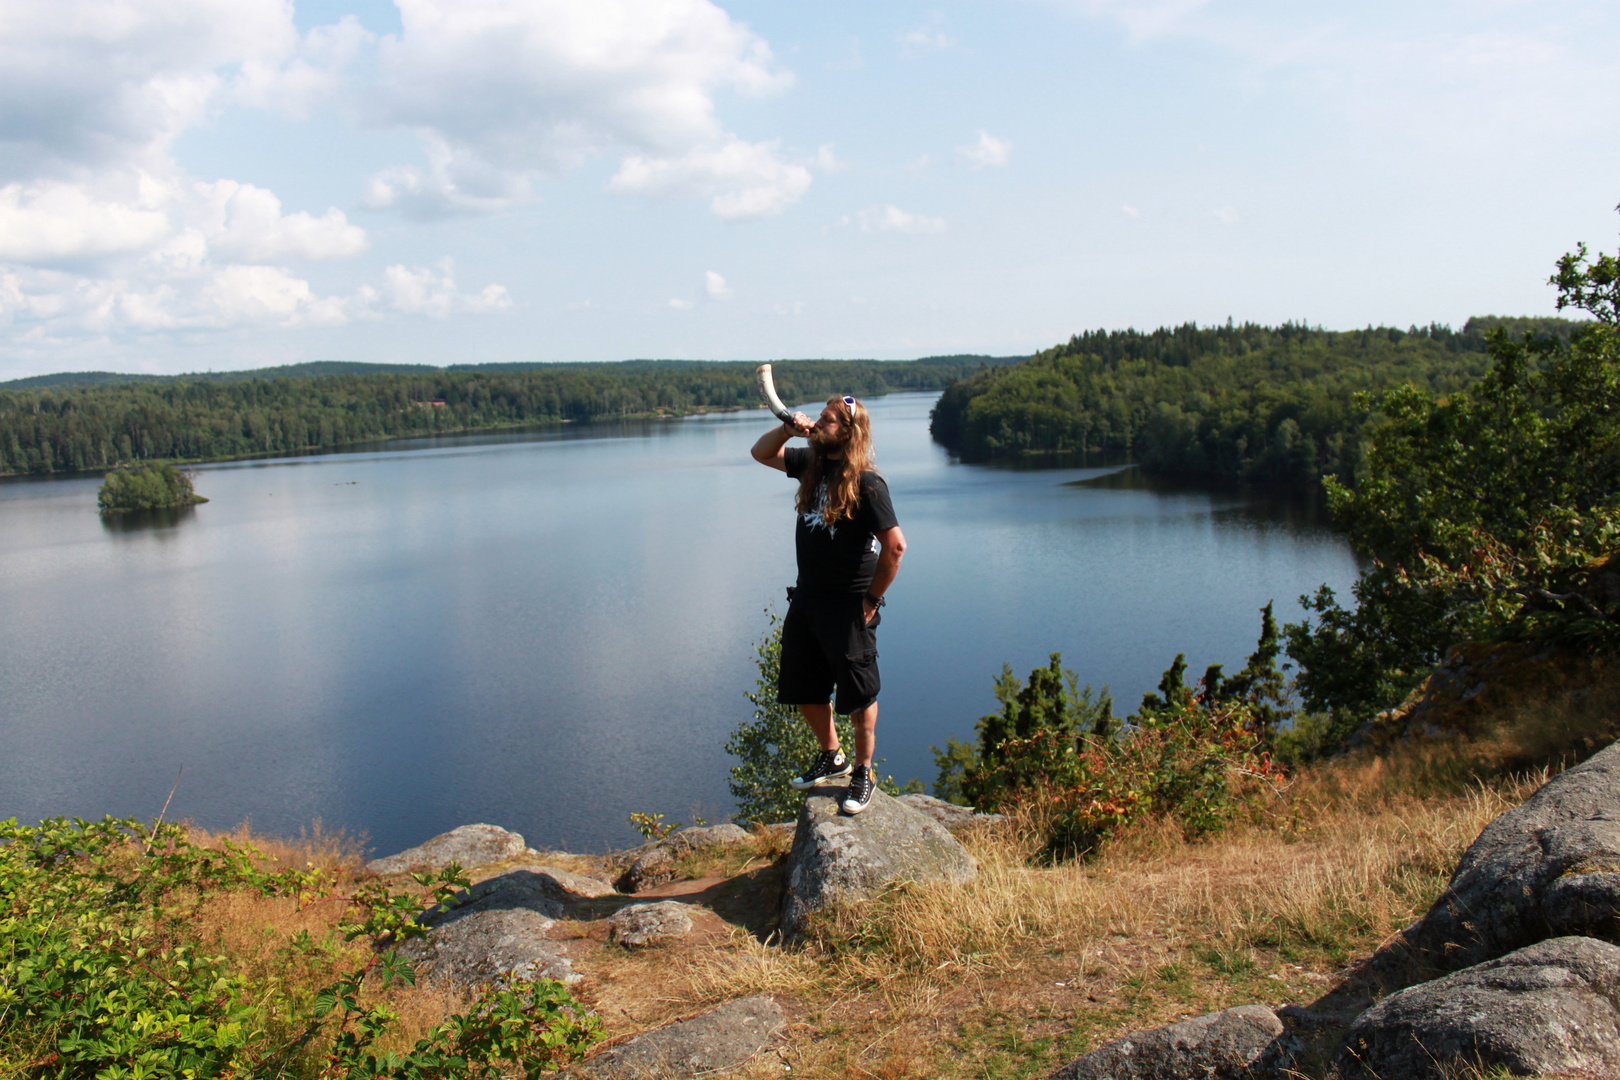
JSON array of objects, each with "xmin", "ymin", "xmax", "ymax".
[{"xmin": 100, "ymin": 505, "xmax": 199, "ymax": 534}]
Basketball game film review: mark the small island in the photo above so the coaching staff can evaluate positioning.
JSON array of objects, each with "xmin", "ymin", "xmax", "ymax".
[{"xmin": 97, "ymin": 462, "xmax": 208, "ymax": 514}]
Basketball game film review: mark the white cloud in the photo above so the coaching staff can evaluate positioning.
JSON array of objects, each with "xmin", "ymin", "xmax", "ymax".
[
  {"xmin": 836, "ymin": 205, "xmax": 947, "ymax": 234},
  {"xmin": 1214, "ymin": 205, "xmax": 1239, "ymax": 224},
  {"xmin": 610, "ymin": 138, "xmax": 811, "ymax": 219},
  {"xmin": 668, "ymin": 298, "xmax": 693, "ymax": 310},
  {"xmin": 899, "ymin": 25, "xmax": 956, "ymax": 53},
  {"xmin": 367, "ymin": 0, "xmax": 805, "ymax": 219},
  {"xmin": 705, "ymin": 270, "xmax": 732, "ymax": 300},
  {"xmin": 1121, "ymin": 204, "xmax": 1141, "ymax": 218},
  {"xmin": 955, "ymin": 130, "xmax": 1012, "ymax": 170},
  {"xmin": 0, "ymin": 182, "xmax": 171, "ymax": 263},
  {"xmin": 365, "ymin": 264, "xmax": 512, "ymax": 319},
  {"xmin": 198, "ymin": 181, "xmax": 368, "ymax": 262}
]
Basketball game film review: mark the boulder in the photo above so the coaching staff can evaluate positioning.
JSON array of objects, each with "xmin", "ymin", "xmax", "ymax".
[
  {"xmin": 779, "ymin": 784, "xmax": 977, "ymax": 940},
  {"xmin": 505, "ymin": 864, "xmax": 618, "ymax": 901},
  {"xmin": 569, "ymin": 996, "xmax": 785, "ymax": 1080},
  {"xmin": 1371, "ymin": 739, "xmax": 1620, "ymax": 980},
  {"xmin": 1337, "ymin": 936, "xmax": 1620, "ymax": 1080},
  {"xmin": 401, "ymin": 908, "xmax": 580, "ymax": 987},
  {"xmin": 618, "ymin": 847, "xmax": 677, "ymax": 894},
  {"xmin": 399, "ymin": 868, "xmax": 579, "ymax": 986},
  {"xmin": 1046, "ymin": 1005, "xmax": 1298, "ymax": 1080},
  {"xmin": 616, "ymin": 823, "xmax": 755, "ymax": 893},
  {"xmin": 367, "ymin": 823, "xmax": 528, "ymax": 875},
  {"xmin": 896, "ymin": 793, "xmax": 1005, "ymax": 831},
  {"xmin": 608, "ymin": 901, "xmax": 697, "ymax": 947}
]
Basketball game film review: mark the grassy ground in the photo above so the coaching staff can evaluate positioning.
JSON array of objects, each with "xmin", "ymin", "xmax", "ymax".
[{"xmin": 5, "ymin": 659, "xmax": 1614, "ymax": 1079}]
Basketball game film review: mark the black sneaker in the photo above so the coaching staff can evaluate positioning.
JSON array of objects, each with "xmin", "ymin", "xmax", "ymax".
[
  {"xmin": 841, "ymin": 765, "xmax": 876, "ymax": 815},
  {"xmin": 789, "ymin": 748, "xmax": 851, "ymax": 790}
]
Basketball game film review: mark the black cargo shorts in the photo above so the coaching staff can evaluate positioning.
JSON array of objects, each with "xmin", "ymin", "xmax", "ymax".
[{"xmin": 777, "ymin": 589, "xmax": 880, "ymax": 715}]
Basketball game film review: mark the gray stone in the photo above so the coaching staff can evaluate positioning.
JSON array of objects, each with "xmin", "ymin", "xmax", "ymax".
[
  {"xmin": 399, "ymin": 866, "xmax": 581, "ymax": 986},
  {"xmin": 618, "ymin": 847, "xmax": 677, "ymax": 894},
  {"xmin": 779, "ymin": 784, "xmax": 978, "ymax": 940},
  {"xmin": 1372, "ymin": 739, "xmax": 1620, "ymax": 979},
  {"xmin": 570, "ymin": 996, "xmax": 785, "ymax": 1079},
  {"xmin": 505, "ymin": 864, "xmax": 618, "ymax": 901},
  {"xmin": 896, "ymin": 793, "xmax": 1006, "ymax": 831},
  {"xmin": 609, "ymin": 901, "xmax": 697, "ymax": 947},
  {"xmin": 616, "ymin": 824, "xmax": 756, "ymax": 893},
  {"xmin": 367, "ymin": 823, "xmax": 528, "ymax": 875},
  {"xmin": 401, "ymin": 908, "xmax": 579, "ymax": 987},
  {"xmin": 1337, "ymin": 936, "xmax": 1620, "ymax": 1080},
  {"xmin": 1047, "ymin": 1005, "xmax": 1298, "ymax": 1080}
]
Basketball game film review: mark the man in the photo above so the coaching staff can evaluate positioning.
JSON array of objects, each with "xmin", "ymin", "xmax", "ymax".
[{"xmin": 750, "ymin": 395, "xmax": 906, "ymax": 814}]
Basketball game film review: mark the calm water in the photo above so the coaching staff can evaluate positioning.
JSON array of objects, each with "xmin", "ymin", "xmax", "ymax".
[{"xmin": 0, "ymin": 393, "xmax": 1359, "ymax": 855}]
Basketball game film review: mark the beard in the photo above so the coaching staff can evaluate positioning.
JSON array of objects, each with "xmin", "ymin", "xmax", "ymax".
[{"xmin": 808, "ymin": 427, "xmax": 847, "ymax": 455}]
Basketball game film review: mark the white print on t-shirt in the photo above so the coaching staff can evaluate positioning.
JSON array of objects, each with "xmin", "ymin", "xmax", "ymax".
[
  {"xmin": 802, "ymin": 481, "xmax": 835, "ymax": 536},
  {"xmin": 802, "ymin": 483, "xmax": 879, "ymax": 552}
]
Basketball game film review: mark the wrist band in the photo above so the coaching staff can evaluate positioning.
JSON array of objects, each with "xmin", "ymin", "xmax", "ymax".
[{"xmin": 864, "ymin": 593, "xmax": 885, "ymax": 609}]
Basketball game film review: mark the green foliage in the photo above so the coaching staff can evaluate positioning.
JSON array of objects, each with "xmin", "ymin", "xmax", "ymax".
[
  {"xmin": 626, "ymin": 811, "xmax": 704, "ymax": 840},
  {"xmin": 725, "ymin": 611, "xmax": 910, "ymax": 824},
  {"xmin": 1285, "ymin": 226, "xmax": 1620, "ymax": 716},
  {"xmin": 0, "ymin": 358, "xmax": 1005, "ymax": 476},
  {"xmin": 929, "ymin": 318, "xmax": 1585, "ymax": 483},
  {"xmin": 96, "ymin": 462, "xmax": 206, "ymax": 514},
  {"xmin": 936, "ymin": 611, "xmax": 1288, "ymax": 858},
  {"xmin": 0, "ymin": 816, "xmax": 600, "ymax": 1079},
  {"xmin": 931, "ymin": 654, "xmax": 1114, "ymax": 807}
]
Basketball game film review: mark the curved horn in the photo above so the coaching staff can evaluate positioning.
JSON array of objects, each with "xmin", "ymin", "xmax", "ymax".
[{"xmin": 755, "ymin": 364, "xmax": 794, "ymax": 424}]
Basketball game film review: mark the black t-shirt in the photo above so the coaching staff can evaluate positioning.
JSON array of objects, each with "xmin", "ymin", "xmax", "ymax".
[{"xmin": 783, "ymin": 447, "xmax": 899, "ymax": 594}]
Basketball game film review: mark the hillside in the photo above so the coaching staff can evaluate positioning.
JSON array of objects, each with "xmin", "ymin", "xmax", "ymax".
[
  {"xmin": 0, "ymin": 356, "xmax": 1024, "ymax": 475},
  {"xmin": 928, "ymin": 317, "xmax": 1586, "ymax": 485}
]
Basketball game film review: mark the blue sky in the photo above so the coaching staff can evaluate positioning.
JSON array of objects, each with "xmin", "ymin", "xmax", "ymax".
[{"xmin": 2, "ymin": 0, "xmax": 1617, "ymax": 379}]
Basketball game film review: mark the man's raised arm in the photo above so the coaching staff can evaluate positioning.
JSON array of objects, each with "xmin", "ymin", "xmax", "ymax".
[{"xmin": 750, "ymin": 414, "xmax": 812, "ymax": 471}]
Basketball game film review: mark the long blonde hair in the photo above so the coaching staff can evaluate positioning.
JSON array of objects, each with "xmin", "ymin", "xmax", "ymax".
[{"xmin": 796, "ymin": 396, "xmax": 875, "ymax": 526}]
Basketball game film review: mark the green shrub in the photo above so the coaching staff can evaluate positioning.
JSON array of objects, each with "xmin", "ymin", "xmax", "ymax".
[{"xmin": 0, "ymin": 816, "xmax": 600, "ymax": 1079}]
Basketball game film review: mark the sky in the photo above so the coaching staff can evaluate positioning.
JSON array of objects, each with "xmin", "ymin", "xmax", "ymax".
[{"xmin": 2, "ymin": 0, "xmax": 1618, "ymax": 381}]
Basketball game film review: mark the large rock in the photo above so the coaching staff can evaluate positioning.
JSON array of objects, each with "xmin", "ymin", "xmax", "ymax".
[
  {"xmin": 609, "ymin": 901, "xmax": 696, "ymax": 947},
  {"xmin": 368, "ymin": 823, "xmax": 529, "ymax": 875},
  {"xmin": 1372, "ymin": 739, "xmax": 1620, "ymax": 980},
  {"xmin": 896, "ymin": 793, "xmax": 1006, "ymax": 832},
  {"xmin": 1046, "ymin": 1005, "xmax": 1297, "ymax": 1080},
  {"xmin": 569, "ymin": 997, "xmax": 785, "ymax": 1079},
  {"xmin": 1337, "ymin": 936, "xmax": 1620, "ymax": 1080},
  {"xmin": 779, "ymin": 784, "xmax": 977, "ymax": 940},
  {"xmin": 615, "ymin": 823, "xmax": 754, "ymax": 893},
  {"xmin": 504, "ymin": 864, "xmax": 618, "ymax": 901},
  {"xmin": 399, "ymin": 868, "xmax": 579, "ymax": 986}
]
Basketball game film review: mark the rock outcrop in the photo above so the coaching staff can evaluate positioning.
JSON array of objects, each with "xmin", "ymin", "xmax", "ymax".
[
  {"xmin": 503, "ymin": 864, "xmax": 618, "ymax": 901},
  {"xmin": 608, "ymin": 901, "xmax": 697, "ymax": 947},
  {"xmin": 1371, "ymin": 739, "xmax": 1620, "ymax": 979},
  {"xmin": 1338, "ymin": 936, "xmax": 1620, "ymax": 1080},
  {"xmin": 568, "ymin": 996, "xmax": 786, "ymax": 1079},
  {"xmin": 400, "ymin": 868, "xmax": 579, "ymax": 986},
  {"xmin": 895, "ymin": 793, "xmax": 1005, "ymax": 831},
  {"xmin": 779, "ymin": 784, "xmax": 977, "ymax": 940},
  {"xmin": 1046, "ymin": 1006, "xmax": 1298, "ymax": 1080},
  {"xmin": 616, "ymin": 823, "xmax": 754, "ymax": 894},
  {"xmin": 368, "ymin": 823, "xmax": 529, "ymax": 875}
]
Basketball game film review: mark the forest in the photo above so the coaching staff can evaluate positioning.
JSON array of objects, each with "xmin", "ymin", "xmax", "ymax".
[
  {"xmin": 0, "ymin": 356, "xmax": 1015, "ymax": 475},
  {"xmin": 927, "ymin": 316, "xmax": 1586, "ymax": 485}
]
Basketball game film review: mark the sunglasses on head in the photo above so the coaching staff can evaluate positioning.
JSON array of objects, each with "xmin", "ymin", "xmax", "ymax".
[{"xmin": 842, "ymin": 396, "xmax": 855, "ymax": 407}]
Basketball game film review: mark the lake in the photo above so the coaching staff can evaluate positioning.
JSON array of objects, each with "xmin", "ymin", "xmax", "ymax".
[{"xmin": 0, "ymin": 392, "xmax": 1360, "ymax": 856}]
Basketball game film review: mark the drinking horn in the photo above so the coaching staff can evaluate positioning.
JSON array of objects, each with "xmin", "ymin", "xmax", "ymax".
[{"xmin": 755, "ymin": 364, "xmax": 795, "ymax": 424}]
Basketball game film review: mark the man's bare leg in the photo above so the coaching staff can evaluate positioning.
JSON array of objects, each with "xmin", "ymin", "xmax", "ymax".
[
  {"xmin": 799, "ymin": 703, "xmax": 839, "ymax": 753},
  {"xmin": 848, "ymin": 701, "xmax": 877, "ymax": 767}
]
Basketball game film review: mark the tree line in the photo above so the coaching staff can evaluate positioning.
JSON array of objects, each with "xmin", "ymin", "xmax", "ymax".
[
  {"xmin": 0, "ymin": 357, "xmax": 1017, "ymax": 476},
  {"xmin": 928, "ymin": 317, "xmax": 1585, "ymax": 485}
]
